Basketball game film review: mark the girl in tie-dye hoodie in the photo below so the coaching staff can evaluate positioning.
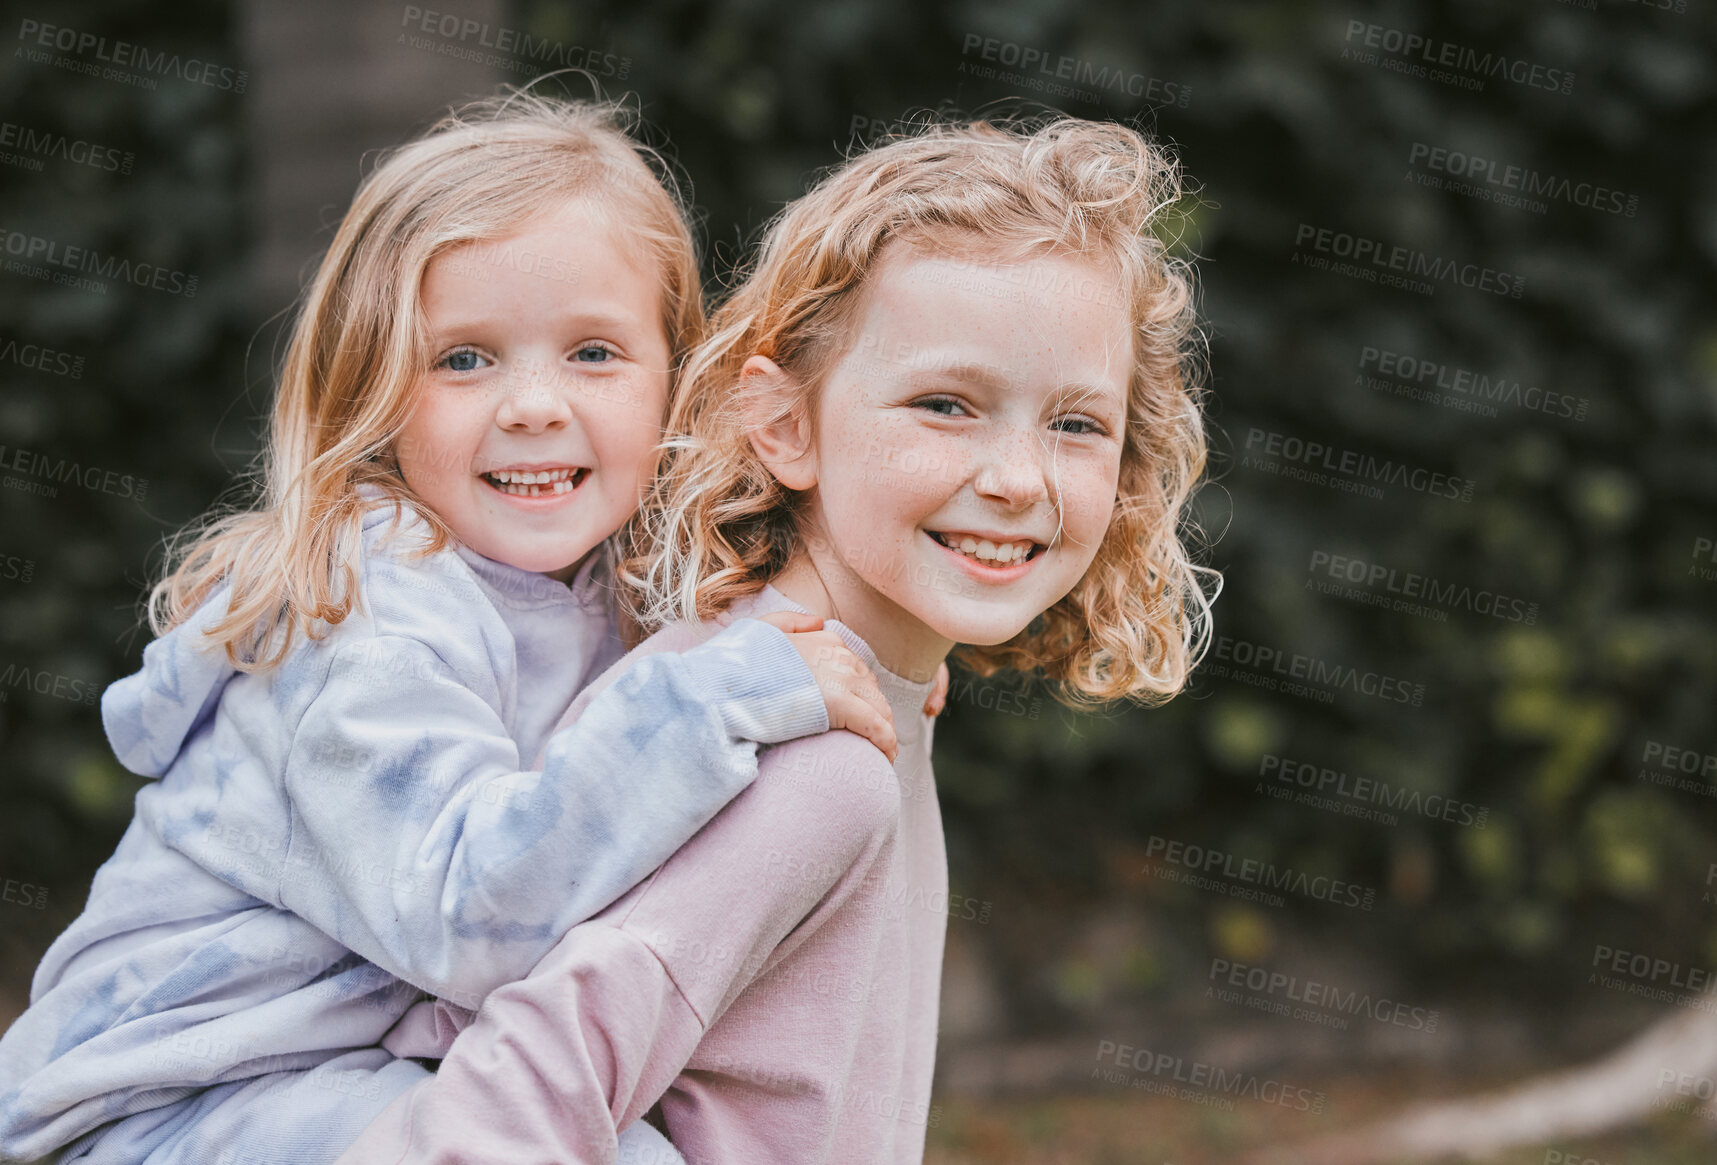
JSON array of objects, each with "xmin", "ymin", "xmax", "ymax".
[{"xmin": 0, "ymin": 92, "xmax": 907, "ymax": 1165}]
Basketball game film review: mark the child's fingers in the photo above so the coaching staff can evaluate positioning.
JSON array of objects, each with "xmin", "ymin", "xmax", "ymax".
[
  {"xmin": 788, "ymin": 632, "xmax": 901, "ymax": 761},
  {"xmin": 851, "ymin": 673, "xmax": 898, "ymax": 762},
  {"xmin": 834, "ymin": 688, "xmax": 898, "ymax": 763},
  {"xmin": 755, "ymin": 610, "xmax": 826, "ymax": 635},
  {"xmin": 789, "ymin": 631, "xmax": 859, "ymax": 692},
  {"xmin": 923, "ymin": 661, "xmax": 950, "ymax": 717}
]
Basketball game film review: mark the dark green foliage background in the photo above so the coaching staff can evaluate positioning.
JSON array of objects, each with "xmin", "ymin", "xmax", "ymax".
[
  {"xmin": 0, "ymin": 0, "xmax": 252, "ymax": 881},
  {"xmin": 2, "ymin": 0, "xmax": 1713, "ymax": 1041}
]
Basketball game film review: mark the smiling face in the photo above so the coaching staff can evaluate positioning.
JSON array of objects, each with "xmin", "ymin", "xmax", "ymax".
[
  {"xmin": 393, "ymin": 197, "xmax": 671, "ymax": 580},
  {"xmin": 759, "ymin": 244, "xmax": 1131, "ymax": 678}
]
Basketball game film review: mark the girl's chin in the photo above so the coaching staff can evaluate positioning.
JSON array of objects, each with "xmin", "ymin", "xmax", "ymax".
[
  {"xmin": 478, "ymin": 544, "xmax": 597, "ymax": 577},
  {"xmin": 914, "ymin": 609, "xmax": 1036, "ymax": 649}
]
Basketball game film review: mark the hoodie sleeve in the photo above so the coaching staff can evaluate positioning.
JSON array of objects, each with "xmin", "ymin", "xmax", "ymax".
[
  {"xmin": 331, "ymin": 732, "xmax": 901, "ymax": 1165},
  {"xmin": 277, "ymin": 616, "xmax": 829, "ymax": 1007}
]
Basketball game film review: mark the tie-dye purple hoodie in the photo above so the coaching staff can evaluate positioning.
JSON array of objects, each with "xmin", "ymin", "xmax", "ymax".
[{"xmin": 0, "ymin": 496, "xmax": 827, "ymax": 1161}]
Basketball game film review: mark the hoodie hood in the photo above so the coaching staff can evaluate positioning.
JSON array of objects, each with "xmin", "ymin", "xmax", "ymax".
[{"xmin": 102, "ymin": 588, "xmax": 239, "ymax": 779}]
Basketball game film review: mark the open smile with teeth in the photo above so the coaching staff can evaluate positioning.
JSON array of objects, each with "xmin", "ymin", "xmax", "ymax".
[
  {"xmin": 482, "ymin": 467, "xmax": 588, "ymax": 497},
  {"xmin": 929, "ymin": 530, "xmax": 1044, "ymax": 565}
]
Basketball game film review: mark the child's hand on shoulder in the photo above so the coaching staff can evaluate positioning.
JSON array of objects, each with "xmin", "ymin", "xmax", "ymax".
[
  {"xmin": 923, "ymin": 662, "xmax": 949, "ymax": 718},
  {"xmin": 753, "ymin": 611, "xmax": 898, "ymax": 763}
]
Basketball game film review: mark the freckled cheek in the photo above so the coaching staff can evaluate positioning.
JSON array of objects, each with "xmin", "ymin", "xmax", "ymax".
[
  {"xmin": 1054, "ymin": 461, "xmax": 1122, "ymax": 546},
  {"xmin": 822, "ymin": 419, "xmax": 880, "ymax": 465},
  {"xmin": 831, "ymin": 447, "xmax": 943, "ymax": 531}
]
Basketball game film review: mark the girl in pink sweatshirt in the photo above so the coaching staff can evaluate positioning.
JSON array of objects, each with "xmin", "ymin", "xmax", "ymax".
[{"xmin": 337, "ymin": 113, "xmax": 1218, "ymax": 1165}]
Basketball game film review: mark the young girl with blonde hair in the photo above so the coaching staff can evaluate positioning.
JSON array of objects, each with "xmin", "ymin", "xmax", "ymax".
[
  {"xmin": 337, "ymin": 111, "xmax": 1217, "ymax": 1165},
  {"xmin": 0, "ymin": 91, "xmax": 902, "ymax": 1165}
]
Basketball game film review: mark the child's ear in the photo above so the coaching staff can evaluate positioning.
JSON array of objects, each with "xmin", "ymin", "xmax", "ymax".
[{"xmin": 740, "ymin": 355, "xmax": 818, "ymax": 492}]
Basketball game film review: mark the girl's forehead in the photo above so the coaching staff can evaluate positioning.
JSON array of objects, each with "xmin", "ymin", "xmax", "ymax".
[
  {"xmin": 863, "ymin": 242, "xmax": 1125, "ymax": 314},
  {"xmin": 877, "ymin": 232, "xmax": 1119, "ymax": 274},
  {"xmin": 830, "ymin": 249, "xmax": 1133, "ymax": 405},
  {"xmin": 856, "ymin": 246, "xmax": 1131, "ymax": 340}
]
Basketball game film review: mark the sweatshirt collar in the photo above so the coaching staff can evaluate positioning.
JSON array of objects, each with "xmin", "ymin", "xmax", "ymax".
[
  {"xmin": 453, "ymin": 541, "xmax": 613, "ymax": 613},
  {"xmin": 749, "ymin": 584, "xmax": 940, "ymax": 709}
]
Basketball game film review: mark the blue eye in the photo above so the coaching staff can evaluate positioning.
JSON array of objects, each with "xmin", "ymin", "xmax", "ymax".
[
  {"xmin": 573, "ymin": 344, "xmax": 613, "ymax": 363},
  {"xmin": 438, "ymin": 348, "xmax": 486, "ymax": 373},
  {"xmin": 1052, "ymin": 416, "xmax": 1102, "ymax": 435},
  {"xmin": 914, "ymin": 395, "xmax": 969, "ymax": 417}
]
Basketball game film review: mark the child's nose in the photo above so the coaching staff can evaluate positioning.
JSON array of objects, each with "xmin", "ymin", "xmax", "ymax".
[
  {"xmin": 495, "ymin": 363, "xmax": 573, "ymax": 431},
  {"xmin": 973, "ymin": 427, "xmax": 1052, "ymax": 507}
]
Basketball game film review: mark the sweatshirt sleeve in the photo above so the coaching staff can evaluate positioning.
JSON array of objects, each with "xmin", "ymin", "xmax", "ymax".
[
  {"xmin": 330, "ymin": 733, "xmax": 900, "ymax": 1165},
  {"xmin": 278, "ymin": 617, "xmax": 829, "ymax": 1007}
]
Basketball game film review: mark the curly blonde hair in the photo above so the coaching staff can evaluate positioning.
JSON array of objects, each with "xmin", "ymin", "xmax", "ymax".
[
  {"xmin": 625, "ymin": 115, "xmax": 1219, "ymax": 706},
  {"xmin": 150, "ymin": 88, "xmax": 704, "ymax": 670}
]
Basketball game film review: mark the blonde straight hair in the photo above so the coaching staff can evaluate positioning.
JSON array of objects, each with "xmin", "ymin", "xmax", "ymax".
[
  {"xmin": 626, "ymin": 116, "xmax": 1218, "ymax": 706},
  {"xmin": 150, "ymin": 89, "xmax": 704, "ymax": 670}
]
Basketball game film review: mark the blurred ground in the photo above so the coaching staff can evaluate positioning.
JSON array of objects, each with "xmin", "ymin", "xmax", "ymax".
[{"xmin": 924, "ymin": 1079, "xmax": 1717, "ymax": 1165}]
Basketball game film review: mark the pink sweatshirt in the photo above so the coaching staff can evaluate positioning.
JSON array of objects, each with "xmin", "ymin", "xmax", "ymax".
[{"xmin": 336, "ymin": 586, "xmax": 947, "ymax": 1164}]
